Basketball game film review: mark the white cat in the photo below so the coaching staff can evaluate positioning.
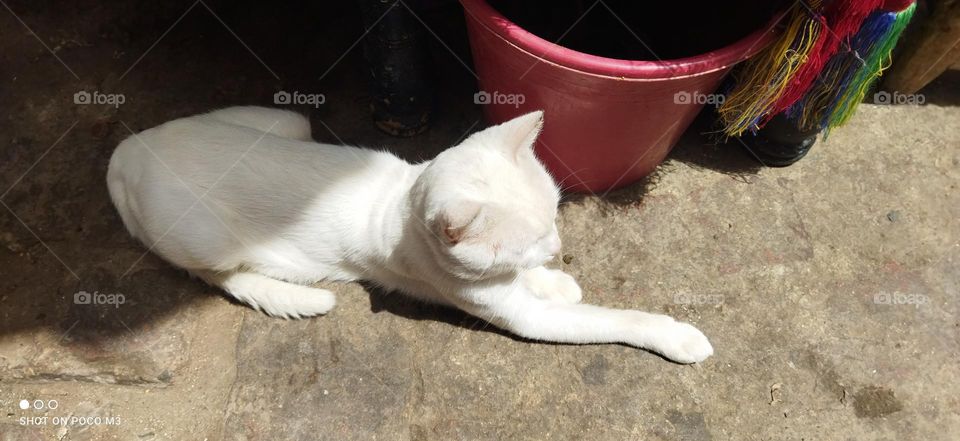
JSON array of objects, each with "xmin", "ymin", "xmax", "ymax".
[{"xmin": 107, "ymin": 106, "xmax": 713, "ymax": 363}]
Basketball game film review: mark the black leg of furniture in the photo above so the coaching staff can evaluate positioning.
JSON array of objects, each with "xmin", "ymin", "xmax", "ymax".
[{"xmin": 357, "ymin": 0, "xmax": 432, "ymax": 137}]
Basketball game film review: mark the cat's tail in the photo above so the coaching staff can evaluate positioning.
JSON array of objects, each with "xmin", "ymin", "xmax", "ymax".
[{"xmin": 195, "ymin": 270, "xmax": 336, "ymax": 319}]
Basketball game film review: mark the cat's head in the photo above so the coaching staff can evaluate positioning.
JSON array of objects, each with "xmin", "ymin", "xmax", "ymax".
[{"xmin": 414, "ymin": 111, "xmax": 562, "ymax": 281}]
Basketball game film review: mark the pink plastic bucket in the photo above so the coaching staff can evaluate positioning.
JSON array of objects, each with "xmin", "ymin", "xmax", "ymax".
[{"xmin": 461, "ymin": 0, "xmax": 779, "ymax": 192}]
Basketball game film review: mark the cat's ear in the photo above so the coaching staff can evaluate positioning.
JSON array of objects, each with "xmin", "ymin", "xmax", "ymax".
[
  {"xmin": 490, "ymin": 110, "xmax": 544, "ymax": 159},
  {"xmin": 436, "ymin": 200, "xmax": 483, "ymax": 245}
]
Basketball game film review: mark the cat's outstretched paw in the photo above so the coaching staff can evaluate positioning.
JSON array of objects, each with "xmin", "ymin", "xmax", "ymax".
[
  {"xmin": 523, "ymin": 267, "xmax": 583, "ymax": 304},
  {"xmin": 648, "ymin": 320, "xmax": 714, "ymax": 364}
]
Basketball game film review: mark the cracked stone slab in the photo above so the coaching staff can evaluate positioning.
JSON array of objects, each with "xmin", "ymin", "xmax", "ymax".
[{"xmin": 0, "ymin": 260, "xmax": 214, "ymax": 385}]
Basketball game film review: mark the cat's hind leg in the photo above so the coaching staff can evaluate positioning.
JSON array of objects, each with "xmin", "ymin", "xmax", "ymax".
[
  {"xmin": 204, "ymin": 106, "xmax": 313, "ymax": 141},
  {"xmin": 194, "ymin": 270, "xmax": 335, "ymax": 319}
]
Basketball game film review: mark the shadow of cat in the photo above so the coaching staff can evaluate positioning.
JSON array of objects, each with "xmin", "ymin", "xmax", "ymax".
[{"xmin": 362, "ymin": 281, "xmax": 519, "ymax": 341}]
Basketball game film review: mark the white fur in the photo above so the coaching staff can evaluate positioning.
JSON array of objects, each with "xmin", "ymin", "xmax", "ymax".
[{"xmin": 107, "ymin": 106, "xmax": 713, "ymax": 363}]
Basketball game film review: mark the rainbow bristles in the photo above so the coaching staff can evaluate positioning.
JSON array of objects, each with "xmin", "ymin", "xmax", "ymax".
[
  {"xmin": 717, "ymin": 2, "xmax": 824, "ymax": 137},
  {"xmin": 717, "ymin": 1, "xmax": 916, "ymax": 139}
]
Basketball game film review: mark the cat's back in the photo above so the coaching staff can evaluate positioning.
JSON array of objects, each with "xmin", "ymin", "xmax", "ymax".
[
  {"xmin": 116, "ymin": 113, "xmax": 304, "ymax": 164},
  {"xmin": 108, "ymin": 109, "xmax": 412, "ymax": 231},
  {"xmin": 111, "ymin": 111, "xmax": 402, "ymax": 184}
]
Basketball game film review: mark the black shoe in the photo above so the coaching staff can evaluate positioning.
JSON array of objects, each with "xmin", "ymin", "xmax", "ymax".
[{"xmin": 741, "ymin": 113, "xmax": 819, "ymax": 167}]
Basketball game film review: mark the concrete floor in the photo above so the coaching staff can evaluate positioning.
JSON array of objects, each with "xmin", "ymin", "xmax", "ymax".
[{"xmin": 1, "ymin": 1, "xmax": 958, "ymax": 440}]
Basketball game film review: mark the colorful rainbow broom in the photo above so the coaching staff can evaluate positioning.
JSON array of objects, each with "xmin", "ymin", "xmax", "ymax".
[{"xmin": 718, "ymin": 0, "xmax": 917, "ymax": 138}]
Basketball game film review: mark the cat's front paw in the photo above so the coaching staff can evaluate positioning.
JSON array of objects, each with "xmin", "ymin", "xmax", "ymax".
[
  {"xmin": 523, "ymin": 267, "xmax": 582, "ymax": 304},
  {"xmin": 648, "ymin": 320, "xmax": 714, "ymax": 364}
]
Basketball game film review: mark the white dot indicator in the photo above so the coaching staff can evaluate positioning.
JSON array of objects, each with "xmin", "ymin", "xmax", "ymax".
[{"xmin": 19, "ymin": 399, "xmax": 29, "ymax": 410}]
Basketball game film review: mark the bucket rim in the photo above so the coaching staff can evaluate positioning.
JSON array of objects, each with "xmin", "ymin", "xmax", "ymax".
[{"xmin": 460, "ymin": 0, "xmax": 783, "ymax": 80}]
